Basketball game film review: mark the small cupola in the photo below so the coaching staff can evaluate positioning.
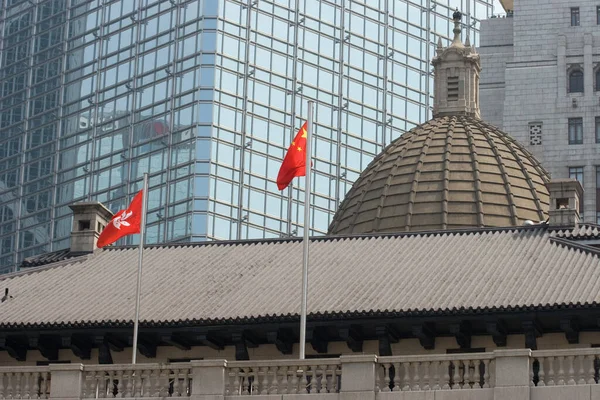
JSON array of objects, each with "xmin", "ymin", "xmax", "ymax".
[
  {"xmin": 68, "ymin": 202, "xmax": 113, "ymax": 253},
  {"xmin": 432, "ymin": 9, "xmax": 481, "ymax": 118},
  {"xmin": 546, "ymin": 179, "xmax": 584, "ymax": 228}
]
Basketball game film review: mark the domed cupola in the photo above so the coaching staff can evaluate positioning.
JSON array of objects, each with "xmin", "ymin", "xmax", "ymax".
[
  {"xmin": 432, "ymin": 9, "xmax": 481, "ymax": 119},
  {"xmin": 328, "ymin": 11, "xmax": 550, "ymax": 235}
]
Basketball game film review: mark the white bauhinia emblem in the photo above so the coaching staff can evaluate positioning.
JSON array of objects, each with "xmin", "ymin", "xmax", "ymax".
[{"xmin": 112, "ymin": 210, "xmax": 133, "ymax": 230}]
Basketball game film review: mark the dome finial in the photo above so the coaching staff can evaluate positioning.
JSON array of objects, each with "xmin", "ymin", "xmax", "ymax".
[
  {"xmin": 451, "ymin": 8, "xmax": 464, "ymax": 48},
  {"xmin": 431, "ymin": 8, "xmax": 481, "ymax": 119}
]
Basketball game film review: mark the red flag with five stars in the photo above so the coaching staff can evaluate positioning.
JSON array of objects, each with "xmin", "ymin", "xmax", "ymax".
[{"xmin": 277, "ymin": 122, "xmax": 309, "ymax": 190}]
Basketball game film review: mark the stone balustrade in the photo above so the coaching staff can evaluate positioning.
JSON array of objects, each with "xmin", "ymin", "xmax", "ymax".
[
  {"xmin": 4, "ymin": 349, "xmax": 600, "ymax": 399},
  {"xmin": 377, "ymin": 352, "xmax": 494, "ymax": 391},
  {"xmin": 225, "ymin": 359, "xmax": 341, "ymax": 394},
  {"xmin": 531, "ymin": 348, "xmax": 600, "ymax": 387},
  {"xmin": 81, "ymin": 363, "xmax": 192, "ymax": 398},
  {"xmin": 0, "ymin": 367, "xmax": 51, "ymax": 399}
]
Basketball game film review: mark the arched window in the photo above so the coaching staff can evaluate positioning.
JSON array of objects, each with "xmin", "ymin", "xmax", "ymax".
[{"xmin": 569, "ymin": 69, "xmax": 584, "ymax": 93}]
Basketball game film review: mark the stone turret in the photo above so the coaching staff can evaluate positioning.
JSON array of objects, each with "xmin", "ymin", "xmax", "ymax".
[
  {"xmin": 546, "ymin": 179, "xmax": 584, "ymax": 228},
  {"xmin": 68, "ymin": 202, "xmax": 113, "ymax": 253},
  {"xmin": 328, "ymin": 10, "xmax": 551, "ymax": 235},
  {"xmin": 432, "ymin": 9, "xmax": 481, "ymax": 118}
]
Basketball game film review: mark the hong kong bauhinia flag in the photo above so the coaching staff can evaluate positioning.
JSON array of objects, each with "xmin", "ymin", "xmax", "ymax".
[
  {"xmin": 97, "ymin": 190, "xmax": 144, "ymax": 248},
  {"xmin": 277, "ymin": 122, "xmax": 309, "ymax": 190}
]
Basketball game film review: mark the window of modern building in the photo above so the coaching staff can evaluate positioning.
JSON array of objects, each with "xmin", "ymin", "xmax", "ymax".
[
  {"xmin": 596, "ymin": 117, "xmax": 600, "ymax": 143},
  {"xmin": 571, "ymin": 7, "xmax": 580, "ymax": 26},
  {"xmin": 568, "ymin": 118, "xmax": 584, "ymax": 144},
  {"xmin": 596, "ymin": 68, "xmax": 600, "ymax": 91},
  {"xmin": 0, "ymin": 0, "xmax": 496, "ymax": 273},
  {"xmin": 568, "ymin": 68, "xmax": 584, "ymax": 93}
]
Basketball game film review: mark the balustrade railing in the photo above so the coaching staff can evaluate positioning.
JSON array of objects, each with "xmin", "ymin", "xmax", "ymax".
[
  {"xmin": 81, "ymin": 364, "xmax": 192, "ymax": 398},
  {"xmin": 531, "ymin": 349, "xmax": 600, "ymax": 387},
  {"xmin": 376, "ymin": 353, "xmax": 494, "ymax": 392},
  {"xmin": 0, "ymin": 368, "xmax": 51, "ymax": 399},
  {"xmin": 225, "ymin": 360, "xmax": 342, "ymax": 395},
  {"xmin": 9, "ymin": 348, "xmax": 600, "ymax": 399}
]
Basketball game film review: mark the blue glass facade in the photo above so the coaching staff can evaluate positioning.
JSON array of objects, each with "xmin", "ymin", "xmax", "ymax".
[{"xmin": 0, "ymin": 0, "xmax": 492, "ymax": 274}]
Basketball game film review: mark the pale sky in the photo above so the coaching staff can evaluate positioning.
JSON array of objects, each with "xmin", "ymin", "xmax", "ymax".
[{"xmin": 492, "ymin": 0, "xmax": 505, "ymax": 15}]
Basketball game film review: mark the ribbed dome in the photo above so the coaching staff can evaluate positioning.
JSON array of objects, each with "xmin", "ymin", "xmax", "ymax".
[{"xmin": 328, "ymin": 116, "xmax": 550, "ymax": 235}]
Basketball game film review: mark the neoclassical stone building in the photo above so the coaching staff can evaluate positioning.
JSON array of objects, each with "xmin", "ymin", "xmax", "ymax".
[{"xmin": 479, "ymin": 0, "xmax": 600, "ymax": 225}]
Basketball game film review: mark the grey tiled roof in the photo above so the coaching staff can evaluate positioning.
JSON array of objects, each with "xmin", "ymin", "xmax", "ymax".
[
  {"xmin": 19, "ymin": 248, "xmax": 79, "ymax": 269},
  {"xmin": 0, "ymin": 226, "xmax": 599, "ymax": 328},
  {"xmin": 552, "ymin": 223, "xmax": 600, "ymax": 240}
]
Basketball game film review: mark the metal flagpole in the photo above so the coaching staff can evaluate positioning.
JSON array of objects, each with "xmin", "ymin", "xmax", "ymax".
[
  {"xmin": 131, "ymin": 172, "xmax": 148, "ymax": 364},
  {"xmin": 299, "ymin": 101, "xmax": 313, "ymax": 360}
]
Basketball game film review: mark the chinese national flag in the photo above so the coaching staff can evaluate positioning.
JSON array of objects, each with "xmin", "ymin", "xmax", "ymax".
[
  {"xmin": 277, "ymin": 122, "xmax": 309, "ymax": 190},
  {"xmin": 97, "ymin": 190, "xmax": 144, "ymax": 248}
]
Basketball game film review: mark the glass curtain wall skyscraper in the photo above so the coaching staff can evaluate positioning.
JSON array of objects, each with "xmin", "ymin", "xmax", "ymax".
[{"xmin": 0, "ymin": 0, "xmax": 493, "ymax": 274}]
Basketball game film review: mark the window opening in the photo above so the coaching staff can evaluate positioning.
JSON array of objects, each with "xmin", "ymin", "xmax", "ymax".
[
  {"xmin": 568, "ymin": 69, "xmax": 584, "ymax": 93},
  {"xmin": 447, "ymin": 76, "xmax": 459, "ymax": 101},
  {"xmin": 568, "ymin": 118, "xmax": 583, "ymax": 144},
  {"xmin": 571, "ymin": 7, "xmax": 580, "ymax": 26},
  {"xmin": 569, "ymin": 166, "xmax": 585, "ymax": 218}
]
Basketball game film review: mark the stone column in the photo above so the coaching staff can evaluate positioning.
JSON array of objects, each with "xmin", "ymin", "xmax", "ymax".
[
  {"xmin": 189, "ymin": 359, "xmax": 228, "ymax": 400},
  {"xmin": 583, "ymin": 33, "xmax": 593, "ymax": 103},
  {"xmin": 48, "ymin": 364, "xmax": 84, "ymax": 400},
  {"xmin": 339, "ymin": 354, "xmax": 378, "ymax": 400},
  {"xmin": 493, "ymin": 349, "xmax": 532, "ymax": 400},
  {"xmin": 557, "ymin": 35, "xmax": 567, "ymax": 99},
  {"xmin": 583, "ymin": 32, "xmax": 594, "ymax": 222}
]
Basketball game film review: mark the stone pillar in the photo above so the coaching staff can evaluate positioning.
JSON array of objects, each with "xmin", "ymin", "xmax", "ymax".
[
  {"xmin": 189, "ymin": 359, "xmax": 227, "ymax": 400},
  {"xmin": 493, "ymin": 349, "xmax": 531, "ymax": 400},
  {"xmin": 339, "ymin": 354, "xmax": 378, "ymax": 400},
  {"xmin": 68, "ymin": 202, "xmax": 113, "ymax": 253},
  {"xmin": 48, "ymin": 364, "xmax": 84, "ymax": 400},
  {"xmin": 547, "ymin": 179, "xmax": 584, "ymax": 228},
  {"xmin": 557, "ymin": 35, "xmax": 566, "ymax": 98},
  {"xmin": 583, "ymin": 34, "xmax": 593, "ymax": 102}
]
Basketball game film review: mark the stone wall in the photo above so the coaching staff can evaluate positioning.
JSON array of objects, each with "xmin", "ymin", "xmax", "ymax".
[
  {"xmin": 479, "ymin": 0, "xmax": 600, "ymax": 223},
  {"xmin": 479, "ymin": 17, "xmax": 513, "ymax": 129}
]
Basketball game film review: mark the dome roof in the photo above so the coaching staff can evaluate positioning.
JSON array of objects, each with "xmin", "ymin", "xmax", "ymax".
[{"xmin": 328, "ymin": 116, "xmax": 550, "ymax": 235}]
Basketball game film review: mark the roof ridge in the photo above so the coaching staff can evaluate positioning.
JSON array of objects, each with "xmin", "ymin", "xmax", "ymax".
[
  {"xmin": 550, "ymin": 236, "xmax": 600, "ymax": 256},
  {"xmin": 474, "ymin": 117, "xmax": 518, "ymax": 225},
  {"xmin": 405, "ymin": 123, "xmax": 438, "ymax": 230},
  {"xmin": 373, "ymin": 121, "xmax": 425, "ymax": 232},
  {"xmin": 576, "ymin": 222, "xmax": 600, "ymax": 229},
  {"xmin": 464, "ymin": 117, "xmax": 485, "ymax": 227},
  {"xmin": 0, "ymin": 252, "xmax": 92, "ymax": 281},
  {"xmin": 441, "ymin": 117, "xmax": 455, "ymax": 229},
  {"xmin": 115, "ymin": 225, "xmax": 549, "ymax": 249},
  {"xmin": 550, "ymin": 222, "xmax": 600, "ymax": 239}
]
